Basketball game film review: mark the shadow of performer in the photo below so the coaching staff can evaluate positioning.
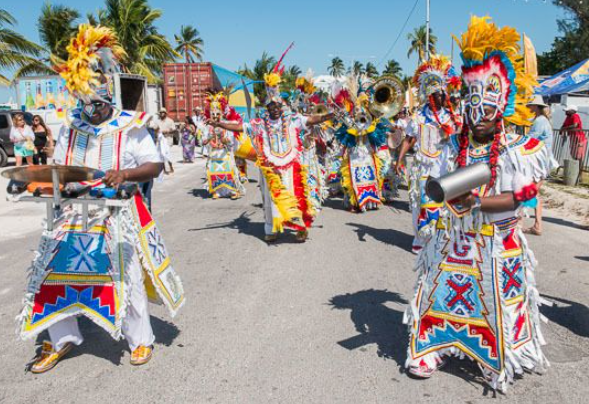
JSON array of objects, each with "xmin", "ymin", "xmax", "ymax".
[
  {"xmin": 329, "ymin": 289, "xmax": 408, "ymax": 368},
  {"xmin": 188, "ymin": 211, "xmax": 265, "ymax": 240},
  {"xmin": 541, "ymin": 294, "xmax": 589, "ymax": 338},
  {"xmin": 347, "ymin": 222, "xmax": 413, "ymax": 253},
  {"xmin": 30, "ymin": 315, "xmax": 180, "ymax": 368}
]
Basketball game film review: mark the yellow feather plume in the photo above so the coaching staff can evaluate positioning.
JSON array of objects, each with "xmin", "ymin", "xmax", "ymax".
[
  {"xmin": 455, "ymin": 16, "xmax": 536, "ymax": 126},
  {"xmin": 57, "ymin": 24, "xmax": 126, "ymax": 96}
]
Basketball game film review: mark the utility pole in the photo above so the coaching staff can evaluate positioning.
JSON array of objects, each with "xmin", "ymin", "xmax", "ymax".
[{"xmin": 425, "ymin": 0, "xmax": 430, "ymax": 61}]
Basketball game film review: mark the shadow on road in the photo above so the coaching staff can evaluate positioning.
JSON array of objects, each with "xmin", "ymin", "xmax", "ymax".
[
  {"xmin": 328, "ymin": 289, "xmax": 408, "ymax": 368},
  {"xmin": 188, "ymin": 211, "xmax": 265, "ymax": 240},
  {"xmin": 385, "ymin": 199, "xmax": 411, "ymax": 213},
  {"xmin": 576, "ymin": 256, "xmax": 589, "ymax": 262},
  {"xmin": 347, "ymin": 222, "xmax": 413, "ymax": 252},
  {"xmin": 541, "ymin": 294, "xmax": 589, "ymax": 338},
  {"xmin": 189, "ymin": 188, "xmax": 209, "ymax": 199},
  {"xmin": 322, "ymin": 197, "xmax": 348, "ymax": 212},
  {"xmin": 30, "ymin": 316, "xmax": 180, "ymax": 369},
  {"xmin": 543, "ymin": 216, "xmax": 588, "ymax": 231}
]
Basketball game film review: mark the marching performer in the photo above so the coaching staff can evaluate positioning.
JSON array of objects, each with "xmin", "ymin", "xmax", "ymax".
[
  {"xmin": 396, "ymin": 55, "xmax": 462, "ymax": 253},
  {"xmin": 332, "ymin": 76, "xmax": 404, "ymax": 212},
  {"xmin": 202, "ymin": 91, "xmax": 245, "ymax": 200},
  {"xmin": 20, "ymin": 25, "xmax": 184, "ymax": 373},
  {"xmin": 209, "ymin": 48, "xmax": 331, "ymax": 242},
  {"xmin": 405, "ymin": 16, "xmax": 550, "ymax": 391}
]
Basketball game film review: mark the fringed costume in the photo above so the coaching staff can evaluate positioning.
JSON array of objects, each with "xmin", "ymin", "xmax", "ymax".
[
  {"xmin": 405, "ymin": 16, "xmax": 550, "ymax": 391},
  {"xmin": 20, "ymin": 25, "xmax": 184, "ymax": 369},
  {"xmin": 203, "ymin": 92, "xmax": 245, "ymax": 199},
  {"xmin": 407, "ymin": 55, "xmax": 462, "ymax": 253}
]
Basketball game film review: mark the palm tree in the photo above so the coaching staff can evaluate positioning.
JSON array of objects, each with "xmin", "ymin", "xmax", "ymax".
[
  {"xmin": 282, "ymin": 65, "xmax": 302, "ymax": 92},
  {"xmin": 351, "ymin": 61, "xmax": 364, "ymax": 76},
  {"xmin": 407, "ymin": 25, "xmax": 437, "ymax": 65},
  {"xmin": 239, "ymin": 51, "xmax": 277, "ymax": 102},
  {"xmin": 97, "ymin": 0, "xmax": 178, "ymax": 82},
  {"xmin": 383, "ymin": 59, "xmax": 402, "ymax": 76},
  {"xmin": 328, "ymin": 57, "xmax": 345, "ymax": 77},
  {"xmin": 174, "ymin": 25, "xmax": 204, "ymax": 63},
  {"xmin": 365, "ymin": 62, "xmax": 379, "ymax": 78},
  {"xmin": 38, "ymin": 3, "xmax": 80, "ymax": 61},
  {"xmin": 0, "ymin": 8, "xmax": 44, "ymax": 84}
]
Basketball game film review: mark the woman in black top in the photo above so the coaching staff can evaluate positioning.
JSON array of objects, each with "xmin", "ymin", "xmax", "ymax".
[{"xmin": 32, "ymin": 115, "xmax": 54, "ymax": 165}]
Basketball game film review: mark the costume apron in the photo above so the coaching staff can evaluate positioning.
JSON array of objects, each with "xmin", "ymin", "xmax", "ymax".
[{"xmin": 18, "ymin": 109, "xmax": 185, "ymax": 341}]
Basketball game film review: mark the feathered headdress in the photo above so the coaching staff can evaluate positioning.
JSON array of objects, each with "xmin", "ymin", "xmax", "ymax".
[
  {"xmin": 454, "ymin": 16, "xmax": 536, "ymax": 126},
  {"xmin": 413, "ymin": 54, "xmax": 452, "ymax": 101},
  {"xmin": 56, "ymin": 24, "xmax": 126, "ymax": 100},
  {"xmin": 204, "ymin": 89, "xmax": 241, "ymax": 123},
  {"xmin": 264, "ymin": 42, "xmax": 295, "ymax": 105}
]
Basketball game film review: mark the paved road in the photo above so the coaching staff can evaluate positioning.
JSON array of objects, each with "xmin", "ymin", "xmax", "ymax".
[{"xmin": 0, "ymin": 151, "xmax": 588, "ymax": 403}]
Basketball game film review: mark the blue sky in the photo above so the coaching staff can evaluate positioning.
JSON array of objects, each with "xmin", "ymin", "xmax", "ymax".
[{"xmin": 1, "ymin": 0, "xmax": 565, "ymax": 102}]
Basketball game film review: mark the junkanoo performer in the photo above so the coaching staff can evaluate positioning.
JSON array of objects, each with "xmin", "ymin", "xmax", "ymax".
[
  {"xmin": 396, "ymin": 55, "xmax": 462, "ymax": 253},
  {"xmin": 332, "ymin": 77, "xmax": 391, "ymax": 212},
  {"xmin": 208, "ymin": 52, "xmax": 332, "ymax": 242},
  {"xmin": 20, "ymin": 25, "xmax": 184, "ymax": 373},
  {"xmin": 405, "ymin": 16, "xmax": 551, "ymax": 391},
  {"xmin": 202, "ymin": 91, "xmax": 245, "ymax": 200}
]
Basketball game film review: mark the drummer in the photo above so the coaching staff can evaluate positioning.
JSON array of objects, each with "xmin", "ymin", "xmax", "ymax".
[{"xmin": 20, "ymin": 25, "xmax": 184, "ymax": 374}]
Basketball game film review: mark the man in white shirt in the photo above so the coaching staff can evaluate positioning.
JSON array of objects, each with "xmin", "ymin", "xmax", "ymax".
[
  {"xmin": 151, "ymin": 108, "xmax": 176, "ymax": 173},
  {"xmin": 21, "ymin": 24, "xmax": 184, "ymax": 374}
]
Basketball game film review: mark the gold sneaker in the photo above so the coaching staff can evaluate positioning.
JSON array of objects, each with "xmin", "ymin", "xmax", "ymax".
[
  {"xmin": 295, "ymin": 229, "xmax": 308, "ymax": 242},
  {"xmin": 31, "ymin": 341, "xmax": 73, "ymax": 374},
  {"xmin": 264, "ymin": 234, "xmax": 278, "ymax": 243},
  {"xmin": 130, "ymin": 345, "xmax": 153, "ymax": 366}
]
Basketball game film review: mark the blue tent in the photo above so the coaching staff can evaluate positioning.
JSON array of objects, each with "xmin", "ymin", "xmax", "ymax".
[
  {"xmin": 536, "ymin": 59, "xmax": 589, "ymax": 96},
  {"xmin": 211, "ymin": 64, "xmax": 256, "ymax": 117}
]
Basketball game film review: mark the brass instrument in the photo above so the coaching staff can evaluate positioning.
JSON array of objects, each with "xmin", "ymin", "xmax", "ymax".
[
  {"xmin": 367, "ymin": 76, "xmax": 405, "ymax": 119},
  {"xmin": 311, "ymin": 103, "xmax": 329, "ymax": 116}
]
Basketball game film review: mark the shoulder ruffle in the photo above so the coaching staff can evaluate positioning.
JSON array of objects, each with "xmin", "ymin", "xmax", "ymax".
[{"xmin": 66, "ymin": 108, "xmax": 149, "ymax": 137}]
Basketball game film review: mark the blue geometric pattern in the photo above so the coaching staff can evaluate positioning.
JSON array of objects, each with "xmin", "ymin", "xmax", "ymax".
[
  {"xmin": 48, "ymin": 232, "xmax": 112, "ymax": 275},
  {"xmin": 353, "ymin": 165, "xmax": 376, "ymax": 183},
  {"xmin": 31, "ymin": 285, "xmax": 116, "ymax": 326}
]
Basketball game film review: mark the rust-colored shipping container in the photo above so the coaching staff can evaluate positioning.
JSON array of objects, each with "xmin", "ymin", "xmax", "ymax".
[{"xmin": 162, "ymin": 63, "xmax": 222, "ymax": 122}]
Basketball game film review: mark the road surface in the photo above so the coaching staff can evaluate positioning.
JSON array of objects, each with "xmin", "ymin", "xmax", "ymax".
[{"xmin": 0, "ymin": 149, "xmax": 588, "ymax": 403}]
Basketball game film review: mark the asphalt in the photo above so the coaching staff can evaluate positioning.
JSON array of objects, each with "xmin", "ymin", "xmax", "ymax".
[{"xmin": 0, "ymin": 148, "xmax": 588, "ymax": 403}]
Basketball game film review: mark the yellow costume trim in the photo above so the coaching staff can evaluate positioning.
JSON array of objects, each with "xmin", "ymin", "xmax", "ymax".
[
  {"xmin": 454, "ymin": 16, "xmax": 537, "ymax": 127},
  {"xmin": 374, "ymin": 153, "xmax": 384, "ymax": 198},
  {"xmin": 57, "ymin": 24, "xmax": 126, "ymax": 96},
  {"xmin": 257, "ymin": 162, "xmax": 303, "ymax": 233},
  {"xmin": 346, "ymin": 122, "xmax": 377, "ymax": 137},
  {"xmin": 339, "ymin": 155, "xmax": 358, "ymax": 207}
]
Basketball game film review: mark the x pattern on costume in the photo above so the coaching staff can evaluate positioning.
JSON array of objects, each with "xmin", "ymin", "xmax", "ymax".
[{"xmin": 405, "ymin": 16, "xmax": 549, "ymax": 391}]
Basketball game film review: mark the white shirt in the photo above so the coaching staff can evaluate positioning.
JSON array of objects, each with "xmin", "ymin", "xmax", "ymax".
[
  {"xmin": 53, "ymin": 125, "xmax": 162, "ymax": 170},
  {"xmin": 152, "ymin": 116, "xmax": 176, "ymax": 134},
  {"xmin": 10, "ymin": 125, "xmax": 35, "ymax": 145}
]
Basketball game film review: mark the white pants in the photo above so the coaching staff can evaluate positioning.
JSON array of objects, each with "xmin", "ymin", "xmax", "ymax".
[
  {"xmin": 259, "ymin": 171, "xmax": 276, "ymax": 235},
  {"xmin": 48, "ymin": 258, "xmax": 155, "ymax": 352}
]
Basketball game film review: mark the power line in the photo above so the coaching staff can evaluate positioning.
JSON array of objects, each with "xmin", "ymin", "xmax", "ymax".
[{"xmin": 377, "ymin": 0, "xmax": 421, "ymax": 67}]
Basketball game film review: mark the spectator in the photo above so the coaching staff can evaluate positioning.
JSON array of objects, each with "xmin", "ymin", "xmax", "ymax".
[
  {"xmin": 181, "ymin": 116, "xmax": 197, "ymax": 163},
  {"xmin": 10, "ymin": 113, "xmax": 35, "ymax": 167},
  {"xmin": 561, "ymin": 105, "xmax": 587, "ymax": 162},
  {"xmin": 152, "ymin": 108, "xmax": 175, "ymax": 173},
  {"xmin": 191, "ymin": 107, "xmax": 205, "ymax": 147},
  {"xmin": 31, "ymin": 115, "xmax": 54, "ymax": 165},
  {"xmin": 525, "ymin": 96, "xmax": 554, "ymax": 236}
]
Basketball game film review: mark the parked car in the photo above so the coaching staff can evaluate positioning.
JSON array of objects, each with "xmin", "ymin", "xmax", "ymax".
[{"xmin": 0, "ymin": 110, "xmax": 34, "ymax": 167}]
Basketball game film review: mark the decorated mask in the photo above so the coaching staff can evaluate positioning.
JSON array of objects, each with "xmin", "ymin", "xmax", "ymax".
[
  {"xmin": 413, "ymin": 54, "xmax": 453, "ymax": 102},
  {"xmin": 456, "ymin": 16, "xmax": 536, "ymax": 127}
]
